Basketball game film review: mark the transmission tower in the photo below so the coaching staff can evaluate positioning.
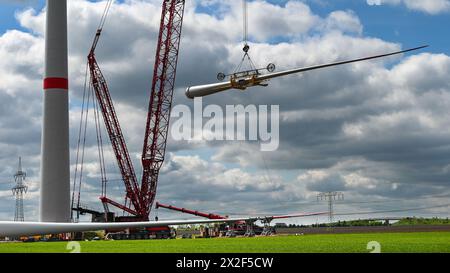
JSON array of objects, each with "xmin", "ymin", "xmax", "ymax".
[
  {"xmin": 317, "ymin": 191, "xmax": 344, "ymax": 225},
  {"xmin": 12, "ymin": 157, "xmax": 27, "ymax": 221}
]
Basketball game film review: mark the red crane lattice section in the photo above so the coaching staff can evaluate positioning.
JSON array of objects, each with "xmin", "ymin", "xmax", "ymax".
[
  {"xmin": 140, "ymin": 0, "xmax": 186, "ymax": 218},
  {"xmin": 88, "ymin": 31, "xmax": 142, "ymax": 216},
  {"xmin": 156, "ymin": 202, "xmax": 227, "ymax": 220}
]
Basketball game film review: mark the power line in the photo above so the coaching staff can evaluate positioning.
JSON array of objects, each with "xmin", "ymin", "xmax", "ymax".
[
  {"xmin": 274, "ymin": 192, "xmax": 450, "ymax": 206},
  {"xmin": 163, "ymin": 202, "xmax": 450, "ymax": 219},
  {"xmin": 339, "ymin": 193, "xmax": 450, "ymax": 205},
  {"xmin": 335, "ymin": 203, "xmax": 450, "ymax": 216}
]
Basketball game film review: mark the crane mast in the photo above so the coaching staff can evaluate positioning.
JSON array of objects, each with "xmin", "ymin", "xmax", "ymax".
[{"xmin": 140, "ymin": 0, "xmax": 185, "ymax": 218}]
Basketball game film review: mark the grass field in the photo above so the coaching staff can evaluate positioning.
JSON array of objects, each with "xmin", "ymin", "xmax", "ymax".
[{"xmin": 1, "ymin": 232, "xmax": 449, "ymax": 253}]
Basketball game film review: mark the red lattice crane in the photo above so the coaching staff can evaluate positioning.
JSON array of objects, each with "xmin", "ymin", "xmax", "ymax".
[
  {"xmin": 87, "ymin": 0, "xmax": 186, "ymax": 221},
  {"xmin": 88, "ymin": 31, "xmax": 142, "ymax": 217}
]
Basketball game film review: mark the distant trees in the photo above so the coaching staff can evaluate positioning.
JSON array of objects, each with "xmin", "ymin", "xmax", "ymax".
[
  {"xmin": 394, "ymin": 217, "xmax": 450, "ymax": 226},
  {"xmin": 310, "ymin": 220, "xmax": 385, "ymax": 228}
]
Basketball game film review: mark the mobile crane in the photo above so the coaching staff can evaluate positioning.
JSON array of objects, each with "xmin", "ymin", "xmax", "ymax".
[{"xmin": 72, "ymin": 0, "xmax": 186, "ymax": 239}]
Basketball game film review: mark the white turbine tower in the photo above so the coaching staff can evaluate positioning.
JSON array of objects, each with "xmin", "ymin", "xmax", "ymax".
[{"xmin": 40, "ymin": 0, "xmax": 70, "ymax": 222}]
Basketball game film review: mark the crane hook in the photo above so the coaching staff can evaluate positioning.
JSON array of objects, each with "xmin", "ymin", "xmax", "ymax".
[{"xmin": 243, "ymin": 43, "xmax": 250, "ymax": 53}]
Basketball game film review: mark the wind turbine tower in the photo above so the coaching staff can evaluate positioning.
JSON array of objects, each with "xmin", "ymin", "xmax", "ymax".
[
  {"xmin": 12, "ymin": 157, "xmax": 28, "ymax": 222},
  {"xmin": 40, "ymin": 0, "xmax": 70, "ymax": 222}
]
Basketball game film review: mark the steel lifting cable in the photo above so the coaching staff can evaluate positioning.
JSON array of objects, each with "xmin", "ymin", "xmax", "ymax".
[
  {"xmin": 92, "ymin": 84, "xmax": 108, "ymax": 197},
  {"xmin": 71, "ymin": 0, "xmax": 114, "ymax": 221},
  {"xmin": 234, "ymin": 0, "xmax": 258, "ymax": 73},
  {"xmin": 76, "ymin": 79, "xmax": 92, "ymax": 214},
  {"xmin": 234, "ymin": 53, "xmax": 258, "ymax": 73},
  {"xmin": 70, "ymin": 1, "xmax": 116, "ymax": 221},
  {"xmin": 71, "ymin": 63, "xmax": 90, "ymax": 221},
  {"xmin": 98, "ymin": 0, "xmax": 114, "ymax": 31},
  {"xmin": 243, "ymin": 0, "xmax": 248, "ymax": 47}
]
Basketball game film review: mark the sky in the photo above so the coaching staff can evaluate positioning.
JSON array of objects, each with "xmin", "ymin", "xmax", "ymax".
[{"xmin": 0, "ymin": 0, "xmax": 449, "ymax": 225}]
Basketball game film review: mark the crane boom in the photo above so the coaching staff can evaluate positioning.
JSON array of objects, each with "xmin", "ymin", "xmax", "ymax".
[
  {"xmin": 140, "ymin": 0, "xmax": 186, "ymax": 218},
  {"xmin": 88, "ymin": 30, "xmax": 142, "ymax": 216}
]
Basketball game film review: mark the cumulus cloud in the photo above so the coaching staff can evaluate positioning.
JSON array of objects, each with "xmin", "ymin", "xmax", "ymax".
[
  {"xmin": 367, "ymin": 0, "xmax": 450, "ymax": 14},
  {"xmin": 0, "ymin": 0, "xmax": 449, "ymax": 222}
]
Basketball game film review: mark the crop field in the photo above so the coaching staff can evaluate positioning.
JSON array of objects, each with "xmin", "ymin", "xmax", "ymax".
[{"xmin": 0, "ymin": 232, "xmax": 449, "ymax": 253}]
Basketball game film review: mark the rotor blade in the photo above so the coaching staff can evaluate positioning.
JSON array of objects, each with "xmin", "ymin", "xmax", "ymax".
[
  {"xmin": 0, "ymin": 219, "xmax": 243, "ymax": 237},
  {"xmin": 185, "ymin": 81, "xmax": 233, "ymax": 99},
  {"xmin": 185, "ymin": 45, "xmax": 428, "ymax": 99},
  {"xmin": 0, "ymin": 212, "xmax": 324, "ymax": 236},
  {"xmin": 257, "ymin": 45, "xmax": 429, "ymax": 82}
]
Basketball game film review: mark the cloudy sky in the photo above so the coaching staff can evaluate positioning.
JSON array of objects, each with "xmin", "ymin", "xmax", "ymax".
[{"xmin": 0, "ymin": 0, "xmax": 449, "ymax": 224}]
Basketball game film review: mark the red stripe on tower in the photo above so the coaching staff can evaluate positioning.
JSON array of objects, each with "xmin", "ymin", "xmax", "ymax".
[{"xmin": 43, "ymin": 77, "xmax": 69, "ymax": 90}]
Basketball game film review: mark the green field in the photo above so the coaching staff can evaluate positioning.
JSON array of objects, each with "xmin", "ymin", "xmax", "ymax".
[{"xmin": 1, "ymin": 232, "xmax": 449, "ymax": 253}]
